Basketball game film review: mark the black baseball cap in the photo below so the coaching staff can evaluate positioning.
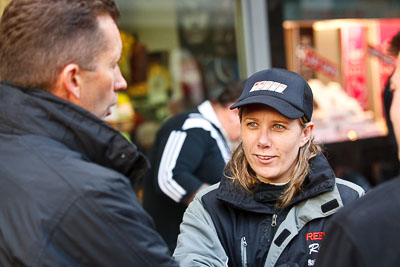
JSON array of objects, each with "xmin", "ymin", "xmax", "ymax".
[{"xmin": 230, "ymin": 68, "xmax": 313, "ymax": 121}]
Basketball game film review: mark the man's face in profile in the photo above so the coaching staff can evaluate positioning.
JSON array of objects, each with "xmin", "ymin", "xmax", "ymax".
[{"xmin": 78, "ymin": 15, "xmax": 127, "ymax": 119}]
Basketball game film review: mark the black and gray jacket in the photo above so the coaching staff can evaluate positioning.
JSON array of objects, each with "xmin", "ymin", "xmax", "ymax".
[{"xmin": 173, "ymin": 153, "xmax": 364, "ymax": 267}]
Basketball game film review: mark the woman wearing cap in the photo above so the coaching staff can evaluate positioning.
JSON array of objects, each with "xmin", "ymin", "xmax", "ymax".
[{"xmin": 173, "ymin": 68, "xmax": 364, "ymax": 267}]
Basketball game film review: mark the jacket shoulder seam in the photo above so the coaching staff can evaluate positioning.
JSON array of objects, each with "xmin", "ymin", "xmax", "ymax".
[{"xmin": 335, "ymin": 177, "xmax": 365, "ymax": 197}]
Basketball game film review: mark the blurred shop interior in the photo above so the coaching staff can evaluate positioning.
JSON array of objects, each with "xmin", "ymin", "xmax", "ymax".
[
  {"xmin": 110, "ymin": 0, "xmax": 400, "ymax": 189},
  {"xmin": 2, "ymin": 0, "xmax": 399, "ymax": 188}
]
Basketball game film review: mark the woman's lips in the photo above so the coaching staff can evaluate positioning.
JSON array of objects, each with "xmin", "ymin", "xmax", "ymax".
[{"xmin": 256, "ymin": 154, "xmax": 276, "ymax": 163}]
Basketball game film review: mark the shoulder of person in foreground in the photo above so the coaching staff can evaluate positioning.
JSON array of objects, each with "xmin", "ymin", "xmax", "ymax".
[
  {"xmin": 38, "ymin": 162, "xmax": 178, "ymax": 267},
  {"xmin": 316, "ymin": 177, "xmax": 400, "ymax": 267},
  {"xmin": 173, "ymin": 183, "xmax": 229, "ymax": 266}
]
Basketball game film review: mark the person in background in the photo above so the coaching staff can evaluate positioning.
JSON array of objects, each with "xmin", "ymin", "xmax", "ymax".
[
  {"xmin": 173, "ymin": 68, "xmax": 364, "ymax": 266},
  {"xmin": 142, "ymin": 80, "xmax": 243, "ymax": 253},
  {"xmin": 381, "ymin": 71, "xmax": 400, "ymax": 181},
  {"xmin": 0, "ymin": 0, "xmax": 178, "ymax": 266},
  {"xmin": 315, "ymin": 30, "xmax": 400, "ymax": 267}
]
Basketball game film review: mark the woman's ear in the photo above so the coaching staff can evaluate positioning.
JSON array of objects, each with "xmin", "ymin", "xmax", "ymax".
[{"xmin": 300, "ymin": 122, "xmax": 314, "ymax": 147}]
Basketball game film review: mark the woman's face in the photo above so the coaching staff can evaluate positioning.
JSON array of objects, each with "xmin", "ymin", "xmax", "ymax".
[{"xmin": 241, "ymin": 104, "xmax": 313, "ymax": 184}]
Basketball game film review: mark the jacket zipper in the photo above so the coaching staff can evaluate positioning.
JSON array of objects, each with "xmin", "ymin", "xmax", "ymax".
[
  {"xmin": 241, "ymin": 236, "xmax": 248, "ymax": 267},
  {"xmin": 271, "ymin": 214, "xmax": 277, "ymax": 227}
]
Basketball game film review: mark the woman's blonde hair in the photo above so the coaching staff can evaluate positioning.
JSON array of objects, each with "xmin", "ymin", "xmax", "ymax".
[{"xmin": 225, "ymin": 112, "xmax": 321, "ymax": 209}]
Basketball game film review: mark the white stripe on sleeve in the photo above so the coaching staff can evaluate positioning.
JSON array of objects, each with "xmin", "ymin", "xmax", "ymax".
[{"xmin": 158, "ymin": 130, "xmax": 188, "ymax": 202}]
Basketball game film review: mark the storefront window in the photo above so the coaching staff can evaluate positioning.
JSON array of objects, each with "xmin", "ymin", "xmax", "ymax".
[
  {"xmin": 281, "ymin": 0, "xmax": 400, "ymax": 185},
  {"xmin": 282, "ymin": 0, "xmax": 400, "ymax": 144},
  {"xmin": 111, "ymin": 0, "xmax": 240, "ymax": 153},
  {"xmin": 284, "ymin": 0, "xmax": 400, "ymax": 21}
]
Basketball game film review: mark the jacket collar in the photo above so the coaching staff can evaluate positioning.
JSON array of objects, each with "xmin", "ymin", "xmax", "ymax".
[
  {"xmin": 198, "ymin": 100, "xmax": 236, "ymax": 151},
  {"xmin": 0, "ymin": 81, "xmax": 149, "ymax": 183},
  {"xmin": 198, "ymin": 100, "xmax": 222, "ymax": 129},
  {"xmin": 216, "ymin": 153, "xmax": 335, "ymax": 214}
]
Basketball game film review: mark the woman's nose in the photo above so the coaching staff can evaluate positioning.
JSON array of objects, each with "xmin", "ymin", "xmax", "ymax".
[{"xmin": 257, "ymin": 130, "xmax": 271, "ymax": 148}]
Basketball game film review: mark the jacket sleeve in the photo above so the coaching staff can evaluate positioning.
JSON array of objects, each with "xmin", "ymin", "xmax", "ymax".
[
  {"xmin": 40, "ymin": 176, "xmax": 179, "ymax": 267},
  {"xmin": 156, "ymin": 128, "xmax": 212, "ymax": 204},
  {"xmin": 173, "ymin": 188, "xmax": 229, "ymax": 266}
]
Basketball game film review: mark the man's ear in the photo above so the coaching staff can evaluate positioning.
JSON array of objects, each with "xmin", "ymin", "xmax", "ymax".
[{"xmin": 58, "ymin": 63, "xmax": 82, "ymax": 100}]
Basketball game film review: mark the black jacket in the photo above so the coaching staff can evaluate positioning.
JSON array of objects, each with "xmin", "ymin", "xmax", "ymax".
[
  {"xmin": 316, "ymin": 177, "xmax": 400, "ymax": 267},
  {"xmin": 174, "ymin": 153, "xmax": 364, "ymax": 266},
  {"xmin": 0, "ymin": 82, "xmax": 178, "ymax": 266}
]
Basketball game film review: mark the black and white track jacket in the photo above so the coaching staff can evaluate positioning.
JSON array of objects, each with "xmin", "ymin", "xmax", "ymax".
[{"xmin": 142, "ymin": 100, "xmax": 231, "ymax": 252}]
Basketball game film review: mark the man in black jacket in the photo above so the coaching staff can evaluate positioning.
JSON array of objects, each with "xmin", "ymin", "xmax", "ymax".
[
  {"xmin": 0, "ymin": 0, "xmax": 178, "ymax": 266},
  {"xmin": 315, "ymin": 31, "xmax": 400, "ymax": 267}
]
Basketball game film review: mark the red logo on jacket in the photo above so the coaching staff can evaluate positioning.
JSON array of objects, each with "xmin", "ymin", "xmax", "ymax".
[{"xmin": 306, "ymin": 232, "xmax": 325, "ymax": 241}]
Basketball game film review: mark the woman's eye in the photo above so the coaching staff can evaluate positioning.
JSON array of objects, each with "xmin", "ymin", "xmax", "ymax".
[
  {"xmin": 273, "ymin": 124, "xmax": 284, "ymax": 129},
  {"xmin": 247, "ymin": 122, "xmax": 257, "ymax": 127}
]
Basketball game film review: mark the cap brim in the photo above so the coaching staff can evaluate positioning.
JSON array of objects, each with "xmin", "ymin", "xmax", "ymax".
[{"xmin": 230, "ymin": 95, "xmax": 304, "ymax": 119}]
